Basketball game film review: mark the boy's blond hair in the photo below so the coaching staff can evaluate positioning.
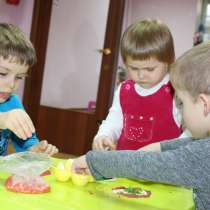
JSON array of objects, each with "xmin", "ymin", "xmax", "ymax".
[
  {"xmin": 170, "ymin": 41, "xmax": 210, "ymax": 98},
  {"xmin": 121, "ymin": 19, "xmax": 175, "ymax": 65},
  {"xmin": 0, "ymin": 23, "xmax": 36, "ymax": 67}
]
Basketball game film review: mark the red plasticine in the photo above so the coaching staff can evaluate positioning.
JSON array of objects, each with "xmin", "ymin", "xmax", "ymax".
[{"xmin": 5, "ymin": 175, "xmax": 50, "ymax": 194}]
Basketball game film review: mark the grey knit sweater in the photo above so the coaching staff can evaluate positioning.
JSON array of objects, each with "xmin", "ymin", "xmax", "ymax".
[{"xmin": 86, "ymin": 138, "xmax": 210, "ymax": 210}]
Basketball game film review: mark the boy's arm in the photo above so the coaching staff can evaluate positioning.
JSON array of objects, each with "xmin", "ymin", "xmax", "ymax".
[
  {"xmin": 86, "ymin": 138, "xmax": 210, "ymax": 189},
  {"xmin": 139, "ymin": 137, "xmax": 193, "ymax": 152},
  {"xmin": 160, "ymin": 137, "xmax": 193, "ymax": 151},
  {"xmin": 12, "ymin": 133, "xmax": 58, "ymax": 155},
  {"xmin": 0, "ymin": 94, "xmax": 35, "ymax": 140},
  {"xmin": 7, "ymin": 95, "xmax": 58, "ymax": 155}
]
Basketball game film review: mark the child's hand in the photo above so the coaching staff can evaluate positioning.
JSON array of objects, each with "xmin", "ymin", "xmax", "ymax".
[
  {"xmin": 0, "ymin": 109, "xmax": 35, "ymax": 140},
  {"xmin": 92, "ymin": 136, "xmax": 116, "ymax": 151},
  {"xmin": 29, "ymin": 140, "xmax": 58, "ymax": 156},
  {"xmin": 71, "ymin": 155, "xmax": 91, "ymax": 175}
]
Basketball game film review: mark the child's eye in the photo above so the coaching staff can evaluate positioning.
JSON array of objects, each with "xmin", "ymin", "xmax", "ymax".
[
  {"xmin": 130, "ymin": 67, "xmax": 139, "ymax": 71},
  {"xmin": 16, "ymin": 74, "xmax": 28, "ymax": 80},
  {"xmin": 146, "ymin": 68, "xmax": 155, "ymax": 72},
  {"xmin": 0, "ymin": 72, "xmax": 8, "ymax": 76},
  {"xmin": 16, "ymin": 77, "xmax": 23, "ymax": 80},
  {"xmin": 16, "ymin": 76, "xmax": 24, "ymax": 80}
]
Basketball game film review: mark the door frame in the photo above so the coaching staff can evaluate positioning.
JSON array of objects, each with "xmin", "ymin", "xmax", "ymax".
[{"xmin": 23, "ymin": 0, "xmax": 53, "ymax": 123}]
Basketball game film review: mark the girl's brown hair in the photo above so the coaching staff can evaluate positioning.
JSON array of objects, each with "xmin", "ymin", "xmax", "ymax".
[{"xmin": 121, "ymin": 19, "xmax": 175, "ymax": 65}]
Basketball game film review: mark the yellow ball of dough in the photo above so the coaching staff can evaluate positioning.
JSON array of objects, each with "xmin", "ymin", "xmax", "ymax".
[
  {"xmin": 87, "ymin": 175, "xmax": 94, "ymax": 182},
  {"xmin": 71, "ymin": 172, "xmax": 89, "ymax": 186},
  {"xmin": 51, "ymin": 162, "xmax": 71, "ymax": 182}
]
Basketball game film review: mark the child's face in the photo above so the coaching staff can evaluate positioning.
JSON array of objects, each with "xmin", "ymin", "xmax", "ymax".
[
  {"xmin": 0, "ymin": 56, "xmax": 29, "ymax": 103},
  {"xmin": 176, "ymin": 89, "xmax": 210, "ymax": 138},
  {"xmin": 125, "ymin": 57, "xmax": 168, "ymax": 89}
]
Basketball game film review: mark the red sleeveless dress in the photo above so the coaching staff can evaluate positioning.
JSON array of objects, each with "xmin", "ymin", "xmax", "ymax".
[{"xmin": 116, "ymin": 80, "xmax": 182, "ymax": 150}]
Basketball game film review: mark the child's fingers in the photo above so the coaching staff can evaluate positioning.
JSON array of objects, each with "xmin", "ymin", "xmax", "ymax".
[
  {"xmin": 39, "ymin": 140, "xmax": 48, "ymax": 149},
  {"xmin": 98, "ymin": 140, "xmax": 106, "ymax": 150},
  {"xmin": 92, "ymin": 136, "xmax": 107, "ymax": 150},
  {"xmin": 43, "ymin": 143, "xmax": 58, "ymax": 156},
  {"xmin": 47, "ymin": 145, "xmax": 58, "ymax": 156},
  {"xmin": 74, "ymin": 167, "xmax": 86, "ymax": 174},
  {"xmin": 15, "ymin": 115, "xmax": 33, "ymax": 140},
  {"xmin": 9, "ymin": 120, "xmax": 28, "ymax": 140},
  {"xmin": 44, "ymin": 144, "xmax": 52, "ymax": 154},
  {"xmin": 29, "ymin": 141, "xmax": 58, "ymax": 156},
  {"xmin": 104, "ymin": 139, "xmax": 116, "ymax": 150},
  {"xmin": 22, "ymin": 112, "xmax": 35, "ymax": 133},
  {"xmin": 92, "ymin": 138, "xmax": 102, "ymax": 150},
  {"xmin": 9, "ymin": 110, "xmax": 35, "ymax": 140},
  {"xmin": 84, "ymin": 168, "xmax": 91, "ymax": 175},
  {"xmin": 93, "ymin": 138, "xmax": 114, "ymax": 151},
  {"xmin": 71, "ymin": 156, "xmax": 89, "ymax": 174},
  {"xmin": 92, "ymin": 140, "xmax": 103, "ymax": 150},
  {"xmin": 20, "ymin": 112, "xmax": 35, "ymax": 137},
  {"xmin": 74, "ymin": 167, "xmax": 90, "ymax": 175}
]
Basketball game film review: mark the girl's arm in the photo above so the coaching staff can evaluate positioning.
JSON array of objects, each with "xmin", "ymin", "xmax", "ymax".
[{"xmin": 93, "ymin": 84, "xmax": 123, "ymax": 145}]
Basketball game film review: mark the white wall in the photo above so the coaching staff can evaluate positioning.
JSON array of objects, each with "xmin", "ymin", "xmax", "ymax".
[
  {"xmin": 0, "ymin": 0, "xmax": 34, "ymax": 100},
  {"xmin": 124, "ymin": 0, "xmax": 197, "ymax": 58}
]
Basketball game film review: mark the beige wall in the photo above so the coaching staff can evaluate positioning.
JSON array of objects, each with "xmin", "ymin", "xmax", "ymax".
[
  {"xmin": 123, "ymin": 0, "xmax": 197, "ymax": 58},
  {"xmin": 40, "ymin": 0, "xmax": 109, "ymax": 108}
]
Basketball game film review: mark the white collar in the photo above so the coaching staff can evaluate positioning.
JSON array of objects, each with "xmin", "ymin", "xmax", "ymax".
[{"xmin": 134, "ymin": 74, "xmax": 170, "ymax": 96}]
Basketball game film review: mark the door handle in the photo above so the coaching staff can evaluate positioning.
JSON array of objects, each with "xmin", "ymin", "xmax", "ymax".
[{"xmin": 96, "ymin": 48, "xmax": 111, "ymax": 55}]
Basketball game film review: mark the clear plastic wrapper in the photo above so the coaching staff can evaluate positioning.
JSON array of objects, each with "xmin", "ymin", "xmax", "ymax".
[{"xmin": 0, "ymin": 151, "xmax": 52, "ymax": 193}]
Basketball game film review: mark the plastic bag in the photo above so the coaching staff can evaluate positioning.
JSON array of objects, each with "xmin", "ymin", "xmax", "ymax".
[
  {"xmin": 0, "ymin": 151, "xmax": 52, "ymax": 177},
  {"xmin": 0, "ymin": 151, "xmax": 52, "ymax": 193}
]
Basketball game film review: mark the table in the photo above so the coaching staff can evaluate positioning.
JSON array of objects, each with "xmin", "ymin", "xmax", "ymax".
[{"xmin": 0, "ymin": 159, "xmax": 195, "ymax": 210}]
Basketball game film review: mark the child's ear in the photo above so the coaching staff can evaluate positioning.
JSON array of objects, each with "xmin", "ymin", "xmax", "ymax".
[{"xmin": 198, "ymin": 94, "xmax": 210, "ymax": 116}]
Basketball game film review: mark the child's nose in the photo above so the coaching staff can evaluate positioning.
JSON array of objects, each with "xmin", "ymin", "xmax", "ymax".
[
  {"xmin": 8, "ymin": 77, "xmax": 16, "ymax": 90},
  {"xmin": 138, "ymin": 70, "xmax": 145, "ymax": 79}
]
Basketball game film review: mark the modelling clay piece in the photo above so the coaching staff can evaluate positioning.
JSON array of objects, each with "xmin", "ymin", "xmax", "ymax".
[
  {"xmin": 51, "ymin": 162, "xmax": 71, "ymax": 182},
  {"xmin": 5, "ymin": 175, "xmax": 50, "ymax": 194},
  {"xmin": 112, "ymin": 186, "xmax": 151, "ymax": 198},
  {"xmin": 51, "ymin": 159, "xmax": 94, "ymax": 186}
]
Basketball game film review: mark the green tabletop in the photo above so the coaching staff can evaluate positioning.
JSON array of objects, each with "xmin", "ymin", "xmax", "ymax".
[{"xmin": 0, "ymin": 159, "xmax": 195, "ymax": 210}]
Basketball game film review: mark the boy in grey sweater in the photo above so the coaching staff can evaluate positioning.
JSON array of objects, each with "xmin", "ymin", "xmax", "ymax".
[{"xmin": 72, "ymin": 42, "xmax": 210, "ymax": 210}]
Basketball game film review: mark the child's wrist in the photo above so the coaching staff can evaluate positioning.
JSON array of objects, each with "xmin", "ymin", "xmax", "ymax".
[
  {"xmin": 94, "ymin": 135, "xmax": 112, "ymax": 142},
  {"xmin": 0, "ymin": 112, "xmax": 5, "ymax": 128}
]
